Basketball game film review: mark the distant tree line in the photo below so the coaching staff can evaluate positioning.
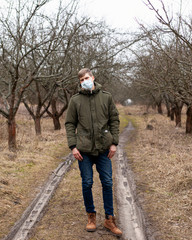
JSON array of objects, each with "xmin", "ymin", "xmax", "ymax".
[{"xmin": 128, "ymin": 0, "xmax": 192, "ymax": 134}]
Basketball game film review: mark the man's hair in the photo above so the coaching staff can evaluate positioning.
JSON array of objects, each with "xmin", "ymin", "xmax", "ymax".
[{"xmin": 78, "ymin": 68, "xmax": 93, "ymax": 79}]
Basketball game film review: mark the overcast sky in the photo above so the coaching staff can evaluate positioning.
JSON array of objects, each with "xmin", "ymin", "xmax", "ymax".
[
  {"xmin": 78, "ymin": 0, "xmax": 192, "ymax": 31},
  {"xmin": 79, "ymin": 0, "xmax": 157, "ymax": 30},
  {"xmin": 43, "ymin": 0, "xmax": 192, "ymax": 32},
  {"xmin": 1, "ymin": 0, "xmax": 191, "ymax": 30}
]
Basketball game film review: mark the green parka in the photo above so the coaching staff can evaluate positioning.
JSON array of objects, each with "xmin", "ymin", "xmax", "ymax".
[{"xmin": 65, "ymin": 82, "xmax": 119, "ymax": 156}]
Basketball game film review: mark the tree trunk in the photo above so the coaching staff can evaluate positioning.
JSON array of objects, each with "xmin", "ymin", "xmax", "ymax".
[
  {"xmin": 186, "ymin": 106, "xmax": 192, "ymax": 133},
  {"xmin": 53, "ymin": 115, "xmax": 61, "ymax": 130},
  {"xmin": 157, "ymin": 102, "xmax": 163, "ymax": 114},
  {"xmin": 35, "ymin": 117, "xmax": 41, "ymax": 135},
  {"xmin": 175, "ymin": 106, "xmax": 182, "ymax": 127},
  {"xmin": 167, "ymin": 108, "xmax": 171, "ymax": 117},
  {"xmin": 8, "ymin": 118, "xmax": 16, "ymax": 151},
  {"xmin": 165, "ymin": 103, "xmax": 171, "ymax": 117},
  {"xmin": 51, "ymin": 99, "xmax": 61, "ymax": 130},
  {"xmin": 170, "ymin": 107, "xmax": 175, "ymax": 121}
]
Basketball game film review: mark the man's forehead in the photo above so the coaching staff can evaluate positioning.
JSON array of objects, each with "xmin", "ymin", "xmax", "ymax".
[{"xmin": 80, "ymin": 73, "xmax": 91, "ymax": 80}]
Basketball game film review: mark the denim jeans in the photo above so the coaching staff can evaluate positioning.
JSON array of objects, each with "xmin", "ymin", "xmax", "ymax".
[{"xmin": 78, "ymin": 150, "xmax": 113, "ymax": 216}]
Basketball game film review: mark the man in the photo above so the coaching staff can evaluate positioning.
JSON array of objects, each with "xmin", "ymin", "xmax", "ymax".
[{"xmin": 65, "ymin": 68, "xmax": 122, "ymax": 236}]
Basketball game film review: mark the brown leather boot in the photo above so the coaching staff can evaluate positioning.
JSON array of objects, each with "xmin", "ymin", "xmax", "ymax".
[
  {"xmin": 104, "ymin": 215, "xmax": 122, "ymax": 236},
  {"xmin": 86, "ymin": 212, "xmax": 96, "ymax": 232}
]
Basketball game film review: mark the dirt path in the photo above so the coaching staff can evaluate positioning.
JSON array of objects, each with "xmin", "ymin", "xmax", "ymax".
[
  {"xmin": 115, "ymin": 122, "xmax": 147, "ymax": 240},
  {"xmin": 2, "ymin": 122, "xmax": 148, "ymax": 240}
]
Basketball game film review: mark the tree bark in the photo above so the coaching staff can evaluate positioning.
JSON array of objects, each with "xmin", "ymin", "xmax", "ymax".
[
  {"xmin": 35, "ymin": 117, "xmax": 41, "ymax": 135},
  {"xmin": 167, "ymin": 108, "xmax": 171, "ymax": 117},
  {"xmin": 53, "ymin": 115, "xmax": 61, "ymax": 130},
  {"xmin": 157, "ymin": 102, "xmax": 163, "ymax": 114},
  {"xmin": 46, "ymin": 96, "xmax": 69, "ymax": 130},
  {"xmin": 165, "ymin": 102, "xmax": 171, "ymax": 117},
  {"xmin": 186, "ymin": 106, "xmax": 192, "ymax": 133},
  {"xmin": 174, "ymin": 106, "xmax": 182, "ymax": 127},
  {"xmin": 8, "ymin": 118, "xmax": 16, "ymax": 151},
  {"xmin": 51, "ymin": 99, "xmax": 61, "ymax": 130},
  {"xmin": 170, "ymin": 107, "xmax": 175, "ymax": 121}
]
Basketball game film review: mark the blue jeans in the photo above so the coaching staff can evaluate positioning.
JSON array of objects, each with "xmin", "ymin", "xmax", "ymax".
[{"xmin": 78, "ymin": 151, "xmax": 113, "ymax": 216}]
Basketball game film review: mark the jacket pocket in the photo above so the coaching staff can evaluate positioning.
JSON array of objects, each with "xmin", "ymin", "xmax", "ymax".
[
  {"xmin": 101, "ymin": 130, "xmax": 113, "ymax": 150},
  {"xmin": 76, "ymin": 133, "xmax": 92, "ymax": 152}
]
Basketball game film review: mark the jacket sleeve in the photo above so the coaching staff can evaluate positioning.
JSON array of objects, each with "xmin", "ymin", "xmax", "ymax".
[
  {"xmin": 65, "ymin": 97, "xmax": 78, "ymax": 149},
  {"xmin": 108, "ymin": 95, "xmax": 120, "ymax": 145}
]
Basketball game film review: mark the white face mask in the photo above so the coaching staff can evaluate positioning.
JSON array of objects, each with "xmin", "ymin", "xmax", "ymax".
[{"xmin": 81, "ymin": 79, "xmax": 94, "ymax": 90}]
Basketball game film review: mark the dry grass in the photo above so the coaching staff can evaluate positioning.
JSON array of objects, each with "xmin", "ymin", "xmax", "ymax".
[
  {"xmin": 124, "ymin": 105, "xmax": 192, "ymax": 240},
  {"xmin": 0, "ymin": 113, "xmax": 70, "ymax": 239},
  {"xmin": 4, "ymin": 104, "xmax": 191, "ymax": 239}
]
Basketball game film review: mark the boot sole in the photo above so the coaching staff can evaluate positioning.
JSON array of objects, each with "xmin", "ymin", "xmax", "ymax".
[{"xmin": 104, "ymin": 226, "xmax": 122, "ymax": 237}]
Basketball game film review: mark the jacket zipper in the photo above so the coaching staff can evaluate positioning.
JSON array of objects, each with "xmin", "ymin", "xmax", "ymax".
[{"xmin": 89, "ymin": 95, "xmax": 95, "ymax": 151}]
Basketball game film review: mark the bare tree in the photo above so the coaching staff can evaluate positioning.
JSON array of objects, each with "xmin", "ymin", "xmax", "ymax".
[
  {"xmin": 0, "ymin": 0, "xmax": 56, "ymax": 149},
  {"xmin": 21, "ymin": 3, "xmax": 89, "ymax": 134},
  {"xmin": 143, "ymin": 0, "xmax": 192, "ymax": 132},
  {"xmin": 23, "ymin": 79, "xmax": 57, "ymax": 134},
  {"xmin": 46, "ymin": 87, "xmax": 73, "ymax": 130},
  {"xmin": 0, "ymin": 0, "xmax": 85, "ymax": 148}
]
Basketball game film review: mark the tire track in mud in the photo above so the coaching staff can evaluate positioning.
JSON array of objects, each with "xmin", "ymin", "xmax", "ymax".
[
  {"xmin": 2, "ymin": 154, "xmax": 75, "ymax": 240},
  {"xmin": 115, "ymin": 122, "xmax": 149, "ymax": 240}
]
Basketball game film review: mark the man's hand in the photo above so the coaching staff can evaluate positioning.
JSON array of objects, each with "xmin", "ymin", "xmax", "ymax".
[
  {"xmin": 72, "ymin": 147, "xmax": 83, "ymax": 161},
  {"xmin": 108, "ymin": 144, "xmax": 117, "ymax": 159}
]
